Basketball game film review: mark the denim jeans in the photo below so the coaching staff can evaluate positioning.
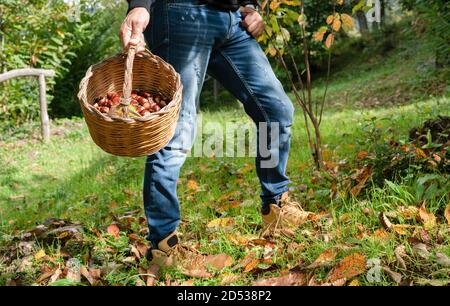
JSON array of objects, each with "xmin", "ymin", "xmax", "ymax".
[{"xmin": 143, "ymin": 0, "xmax": 294, "ymax": 246}]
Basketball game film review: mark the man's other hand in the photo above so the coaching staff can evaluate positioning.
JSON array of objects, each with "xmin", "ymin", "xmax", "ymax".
[
  {"xmin": 119, "ymin": 7, "xmax": 149, "ymax": 52},
  {"xmin": 240, "ymin": 7, "xmax": 265, "ymax": 38}
]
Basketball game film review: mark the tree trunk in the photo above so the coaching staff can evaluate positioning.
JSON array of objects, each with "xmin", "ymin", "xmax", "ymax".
[{"xmin": 356, "ymin": 11, "xmax": 369, "ymax": 34}]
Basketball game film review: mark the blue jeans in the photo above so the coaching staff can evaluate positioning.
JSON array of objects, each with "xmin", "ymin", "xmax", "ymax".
[{"xmin": 143, "ymin": 0, "xmax": 294, "ymax": 246}]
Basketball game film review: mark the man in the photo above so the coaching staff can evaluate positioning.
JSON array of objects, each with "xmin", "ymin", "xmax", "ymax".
[{"xmin": 120, "ymin": 0, "xmax": 305, "ymax": 266}]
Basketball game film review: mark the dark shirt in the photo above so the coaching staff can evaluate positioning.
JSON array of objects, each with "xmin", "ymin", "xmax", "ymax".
[{"xmin": 127, "ymin": 0, "xmax": 258, "ymax": 13}]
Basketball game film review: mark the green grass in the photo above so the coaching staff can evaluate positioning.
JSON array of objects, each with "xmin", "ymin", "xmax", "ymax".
[
  {"xmin": 1, "ymin": 28, "xmax": 450, "ymax": 285},
  {"xmin": 1, "ymin": 96, "xmax": 449, "ymax": 286}
]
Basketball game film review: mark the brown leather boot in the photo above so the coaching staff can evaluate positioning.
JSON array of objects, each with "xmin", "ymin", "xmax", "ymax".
[
  {"xmin": 146, "ymin": 232, "xmax": 201, "ymax": 267},
  {"xmin": 261, "ymin": 192, "xmax": 310, "ymax": 238}
]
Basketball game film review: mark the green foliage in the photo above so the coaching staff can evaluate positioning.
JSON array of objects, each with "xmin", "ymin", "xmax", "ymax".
[
  {"xmin": 399, "ymin": 0, "xmax": 450, "ymax": 72},
  {"xmin": 0, "ymin": 0, "xmax": 126, "ymax": 127}
]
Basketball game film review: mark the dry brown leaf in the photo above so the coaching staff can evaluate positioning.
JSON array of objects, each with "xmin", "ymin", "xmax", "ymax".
[
  {"xmin": 326, "ymin": 253, "xmax": 367, "ymax": 283},
  {"xmin": 186, "ymin": 179, "xmax": 199, "ymax": 192},
  {"xmin": 130, "ymin": 244, "xmax": 141, "ymax": 259},
  {"xmin": 379, "ymin": 212, "xmax": 393, "ymax": 230},
  {"xmin": 244, "ymin": 259, "xmax": 260, "ymax": 273},
  {"xmin": 444, "ymin": 204, "xmax": 450, "ymax": 225},
  {"xmin": 435, "ymin": 253, "xmax": 450, "ymax": 267},
  {"xmin": 220, "ymin": 273, "xmax": 241, "ymax": 285},
  {"xmin": 415, "ymin": 278, "xmax": 450, "ymax": 286},
  {"xmin": 37, "ymin": 268, "xmax": 57, "ymax": 283},
  {"xmin": 49, "ymin": 268, "xmax": 62, "ymax": 284},
  {"xmin": 90, "ymin": 268, "xmax": 102, "ymax": 280},
  {"xmin": 80, "ymin": 266, "xmax": 95, "ymax": 285},
  {"xmin": 252, "ymin": 272, "xmax": 306, "ymax": 286},
  {"xmin": 146, "ymin": 264, "xmax": 160, "ymax": 286},
  {"xmin": 394, "ymin": 245, "xmax": 408, "ymax": 270},
  {"xmin": 135, "ymin": 242, "xmax": 149, "ymax": 257},
  {"xmin": 382, "ymin": 266, "xmax": 402, "ymax": 284},
  {"xmin": 205, "ymin": 254, "xmax": 234, "ymax": 270},
  {"xmin": 207, "ymin": 217, "xmax": 234, "ymax": 229},
  {"xmin": 373, "ymin": 229, "xmax": 390, "ymax": 240},
  {"xmin": 34, "ymin": 249, "xmax": 46, "ymax": 261},
  {"xmin": 107, "ymin": 224, "xmax": 120, "ymax": 238},
  {"xmin": 397, "ymin": 206, "xmax": 419, "ymax": 220},
  {"xmin": 417, "ymin": 202, "xmax": 436, "ymax": 230},
  {"xmin": 348, "ymin": 279, "xmax": 360, "ymax": 286},
  {"xmin": 392, "ymin": 224, "xmax": 415, "ymax": 235},
  {"xmin": 181, "ymin": 280, "xmax": 195, "ymax": 286},
  {"xmin": 182, "ymin": 268, "xmax": 212, "ymax": 278},
  {"xmin": 321, "ymin": 278, "xmax": 347, "ymax": 286},
  {"xmin": 351, "ymin": 167, "xmax": 372, "ymax": 197},
  {"xmin": 412, "ymin": 243, "xmax": 430, "ymax": 259},
  {"xmin": 306, "ymin": 248, "xmax": 337, "ymax": 269}
]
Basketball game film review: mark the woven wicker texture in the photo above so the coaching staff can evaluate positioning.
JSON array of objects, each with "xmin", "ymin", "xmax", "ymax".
[{"xmin": 78, "ymin": 49, "xmax": 182, "ymax": 157}]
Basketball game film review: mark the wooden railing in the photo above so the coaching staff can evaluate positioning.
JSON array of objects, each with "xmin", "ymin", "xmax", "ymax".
[{"xmin": 0, "ymin": 68, "xmax": 55, "ymax": 142}]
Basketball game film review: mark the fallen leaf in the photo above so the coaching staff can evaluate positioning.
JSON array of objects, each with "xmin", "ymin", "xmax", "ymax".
[
  {"xmin": 90, "ymin": 268, "xmax": 102, "ymax": 280},
  {"xmin": 412, "ymin": 243, "xmax": 430, "ymax": 259},
  {"xmin": 348, "ymin": 279, "xmax": 360, "ymax": 286},
  {"xmin": 373, "ymin": 229, "xmax": 390, "ymax": 240},
  {"xmin": 321, "ymin": 278, "xmax": 347, "ymax": 286},
  {"xmin": 130, "ymin": 244, "xmax": 141, "ymax": 259},
  {"xmin": 357, "ymin": 151, "xmax": 369, "ymax": 160},
  {"xmin": 244, "ymin": 259, "xmax": 260, "ymax": 273},
  {"xmin": 252, "ymin": 272, "xmax": 306, "ymax": 286},
  {"xmin": 382, "ymin": 266, "xmax": 402, "ymax": 284},
  {"xmin": 435, "ymin": 253, "xmax": 450, "ymax": 267},
  {"xmin": 306, "ymin": 248, "xmax": 337, "ymax": 269},
  {"xmin": 34, "ymin": 249, "xmax": 46, "ymax": 260},
  {"xmin": 326, "ymin": 253, "xmax": 367, "ymax": 282},
  {"xmin": 379, "ymin": 212, "xmax": 393, "ymax": 230},
  {"xmin": 220, "ymin": 274, "xmax": 240, "ymax": 285},
  {"xmin": 135, "ymin": 242, "xmax": 149, "ymax": 257},
  {"xmin": 351, "ymin": 167, "xmax": 372, "ymax": 197},
  {"xmin": 415, "ymin": 278, "xmax": 450, "ymax": 286},
  {"xmin": 205, "ymin": 254, "xmax": 234, "ymax": 270},
  {"xmin": 392, "ymin": 224, "xmax": 415, "ymax": 235},
  {"xmin": 146, "ymin": 264, "xmax": 160, "ymax": 286},
  {"xmin": 181, "ymin": 280, "xmax": 195, "ymax": 286},
  {"xmin": 207, "ymin": 217, "xmax": 234, "ymax": 229},
  {"xmin": 182, "ymin": 268, "xmax": 212, "ymax": 278},
  {"xmin": 80, "ymin": 266, "xmax": 95, "ymax": 285},
  {"xmin": 186, "ymin": 179, "xmax": 199, "ymax": 192},
  {"xmin": 49, "ymin": 268, "xmax": 62, "ymax": 284},
  {"xmin": 37, "ymin": 268, "xmax": 57, "ymax": 283},
  {"xmin": 106, "ymin": 224, "xmax": 120, "ymax": 238},
  {"xmin": 394, "ymin": 245, "xmax": 407, "ymax": 270},
  {"xmin": 398, "ymin": 206, "xmax": 419, "ymax": 220},
  {"xmin": 417, "ymin": 202, "xmax": 436, "ymax": 230},
  {"xmin": 444, "ymin": 204, "xmax": 450, "ymax": 225}
]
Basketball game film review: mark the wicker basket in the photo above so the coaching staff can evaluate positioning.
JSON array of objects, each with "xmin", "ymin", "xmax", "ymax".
[{"xmin": 77, "ymin": 48, "xmax": 182, "ymax": 157}]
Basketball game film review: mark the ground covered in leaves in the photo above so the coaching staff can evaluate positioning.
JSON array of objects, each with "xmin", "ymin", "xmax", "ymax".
[
  {"xmin": 1, "ymin": 95, "xmax": 448, "ymax": 286},
  {"xmin": 1, "ymin": 37, "xmax": 449, "ymax": 285}
]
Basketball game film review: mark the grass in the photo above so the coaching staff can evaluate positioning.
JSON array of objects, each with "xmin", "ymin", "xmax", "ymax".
[{"xmin": 1, "ymin": 28, "xmax": 449, "ymax": 286}]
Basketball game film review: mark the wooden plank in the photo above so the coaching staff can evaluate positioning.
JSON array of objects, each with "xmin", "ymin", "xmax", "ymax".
[{"xmin": 0, "ymin": 68, "xmax": 55, "ymax": 82}]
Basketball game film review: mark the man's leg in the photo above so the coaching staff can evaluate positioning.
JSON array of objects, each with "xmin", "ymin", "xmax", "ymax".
[
  {"xmin": 207, "ymin": 10, "xmax": 295, "ymax": 211},
  {"xmin": 143, "ymin": 0, "xmax": 213, "ymax": 247}
]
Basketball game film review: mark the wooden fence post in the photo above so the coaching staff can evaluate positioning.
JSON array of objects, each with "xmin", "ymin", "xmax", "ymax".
[{"xmin": 0, "ymin": 68, "xmax": 55, "ymax": 142}]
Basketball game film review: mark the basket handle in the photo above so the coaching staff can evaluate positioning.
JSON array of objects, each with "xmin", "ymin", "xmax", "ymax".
[{"xmin": 108, "ymin": 46, "xmax": 140, "ymax": 118}]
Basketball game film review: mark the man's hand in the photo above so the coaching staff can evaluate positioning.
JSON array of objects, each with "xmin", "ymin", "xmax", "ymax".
[
  {"xmin": 119, "ymin": 7, "xmax": 150, "ymax": 52},
  {"xmin": 240, "ymin": 7, "xmax": 265, "ymax": 38}
]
